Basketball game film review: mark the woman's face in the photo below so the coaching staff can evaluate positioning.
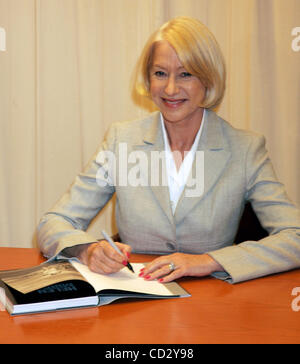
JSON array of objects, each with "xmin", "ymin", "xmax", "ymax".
[{"xmin": 149, "ymin": 41, "xmax": 206, "ymax": 126}]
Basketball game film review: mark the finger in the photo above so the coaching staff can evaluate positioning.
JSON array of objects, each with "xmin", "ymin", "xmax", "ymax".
[
  {"xmin": 158, "ymin": 269, "xmax": 183, "ymax": 283},
  {"xmin": 88, "ymin": 243, "xmax": 126, "ymax": 274},
  {"xmin": 100, "ymin": 240, "xmax": 127, "ymax": 264},
  {"xmin": 88, "ymin": 254, "xmax": 125, "ymax": 274},
  {"xmin": 101, "ymin": 240, "xmax": 132, "ymax": 266},
  {"xmin": 115, "ymin": 242, "xmax": 132, "ymax": 260},
  {"xmin": 141, "ymin": 257, "xmax": 169, "ymax": 276},
  {"xmin": 144, "ymin": 264, "xmax": 174, "ymax": 280},
  {"xmin": 142, "ymin": 259, "xmax": 179, "ymax": 281}
]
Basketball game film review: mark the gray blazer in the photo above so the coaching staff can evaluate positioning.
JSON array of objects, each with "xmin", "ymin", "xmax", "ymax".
[{"xmin": 37, "ymin": 110, "xmax": 300, "ymax": 283}]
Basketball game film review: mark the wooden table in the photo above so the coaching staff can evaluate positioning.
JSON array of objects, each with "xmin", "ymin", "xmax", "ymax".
[{"xmin": 0, "ymin": 247, "xmax": 299, "ymax": 344}]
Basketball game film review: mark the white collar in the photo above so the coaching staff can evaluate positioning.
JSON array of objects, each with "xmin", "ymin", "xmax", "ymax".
[{"xmin": 160, "ymin": 110, "xmax": 206, "ymax": 213}]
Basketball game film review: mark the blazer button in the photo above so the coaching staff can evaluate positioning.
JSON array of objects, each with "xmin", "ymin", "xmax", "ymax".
[{"xmin": 166, "ymin": 242, "xmax": 176, "ymax": 251}]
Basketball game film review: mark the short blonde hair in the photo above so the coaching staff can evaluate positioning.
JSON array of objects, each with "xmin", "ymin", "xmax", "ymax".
[{"xmin": 134, "ymin": 16, "xmax": 226, "ymax": 110}]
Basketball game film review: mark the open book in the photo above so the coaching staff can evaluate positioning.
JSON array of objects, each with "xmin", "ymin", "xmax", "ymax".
[{"xmin": 0, "ymin": 260, "xmax": 190, "ymax": 315}]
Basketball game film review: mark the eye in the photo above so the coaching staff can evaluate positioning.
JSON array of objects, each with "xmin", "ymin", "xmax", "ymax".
[
  {"xmin": 154, "ymin": 70, "xmax": 167, "ymax": 78},
  {"xmin": 180, "ymin": 71, "xmax": 192, "ymax": 78}
]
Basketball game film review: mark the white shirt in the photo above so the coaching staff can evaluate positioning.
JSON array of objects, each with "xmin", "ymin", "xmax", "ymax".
[{"xmin": 160, "ymin": 110, "xmax": 206, "ymax": 214}]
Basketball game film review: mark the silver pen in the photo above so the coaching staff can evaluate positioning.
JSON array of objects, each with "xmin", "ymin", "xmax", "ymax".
[{"xmin": 101, "ymin": 230, "xmax": 134, "ymax": 273}]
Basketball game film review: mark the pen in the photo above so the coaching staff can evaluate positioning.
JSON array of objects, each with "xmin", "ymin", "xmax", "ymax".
[{"xmin": 101, "ymin": 230, "xmax": 135, "ymax": 273}]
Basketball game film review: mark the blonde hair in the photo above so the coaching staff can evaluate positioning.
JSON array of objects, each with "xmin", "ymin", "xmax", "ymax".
[{"xmin": 134, "ymin": 16, "xmax": 226, "ymax": 110}]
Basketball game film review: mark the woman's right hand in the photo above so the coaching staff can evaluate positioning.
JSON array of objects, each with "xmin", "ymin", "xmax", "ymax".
[{"xmin": 77, "ymin": 240, "xmax": 132, "ymax": 275}]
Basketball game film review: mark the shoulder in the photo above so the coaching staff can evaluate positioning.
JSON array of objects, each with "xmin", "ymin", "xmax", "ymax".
[
  {"xmin": 107, "ymin": 111, "xmax": 159, "ymax": 139},
  {"xmin": 206, "ymin": 109, "xmax": 266, "ymax": 150}
]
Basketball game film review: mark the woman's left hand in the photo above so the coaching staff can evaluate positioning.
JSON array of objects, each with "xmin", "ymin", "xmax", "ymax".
[{"xmin": 139, "ymin": 253, "xmax": 224, "ymax": 283}]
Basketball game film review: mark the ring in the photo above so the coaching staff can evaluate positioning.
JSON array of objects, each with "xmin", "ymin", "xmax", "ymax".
[{"xmin": 168, "ymin": 262, "xmax": 176, "ymax": 272}]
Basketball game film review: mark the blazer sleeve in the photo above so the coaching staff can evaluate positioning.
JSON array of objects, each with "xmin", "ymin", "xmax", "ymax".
[
  {"xmin": 37, "ymin": 125, "xmax": 117, "ymax": 259},
  {"xmin": 208, "ymin": 134, "xmax": 300, "ymax": 283}
]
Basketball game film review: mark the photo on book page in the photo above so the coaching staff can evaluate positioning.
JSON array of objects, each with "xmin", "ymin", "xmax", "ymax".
[{"xmin": 0, "ymin": 261, "xmax": 86, "ymax": 294}]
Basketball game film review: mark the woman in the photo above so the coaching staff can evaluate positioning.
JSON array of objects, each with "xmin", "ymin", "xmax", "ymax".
[{"xmin": 37, "ymin": 16, "xmax": 300, "ymax": 284}]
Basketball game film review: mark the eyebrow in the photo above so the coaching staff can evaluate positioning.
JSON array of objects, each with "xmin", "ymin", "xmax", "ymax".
[{"xmin": 152, "ymin": 63, "xmax": 185, "ymax": 71}]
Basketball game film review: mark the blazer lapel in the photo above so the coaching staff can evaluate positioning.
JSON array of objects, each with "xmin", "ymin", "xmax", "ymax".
[
  {"xmin": 130, "ymin": 110, "xmax": 231, "ymax": 226},
  {"xmin": 132, "ymin": 112, "xmax": 174, "ymax": 226},
  {"xmin": 174, "ymin": 110, "xmax": 231, "ymax": 224}
]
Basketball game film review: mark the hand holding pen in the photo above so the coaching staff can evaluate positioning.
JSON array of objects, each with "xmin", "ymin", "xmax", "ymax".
[
  {"xmin": 76, "ymin": 232, "xmax": 132, "ymax": 275},
  {"xmin": 101, "ymin": 230, "xmax": 134, "ymax": 273}
]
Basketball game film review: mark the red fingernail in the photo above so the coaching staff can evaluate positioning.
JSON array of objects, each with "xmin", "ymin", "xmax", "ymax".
[
  {"xmin": 122, "ymin": 260, "xmax": 127, "ymax": 266},
  {"xmin": 144, "ymin": 275, "xmax": 151, "ymax": 280},
  {"xmin": 126, "ymin": 252, "xmax": 131, "ymax": 259},
  {"xmin": 158, "ymin": 278, "xmax": 164, "ymax": 283},
  {"xmin": 139, "ymin": 272, "xmax": 144, "ymax": 277}
]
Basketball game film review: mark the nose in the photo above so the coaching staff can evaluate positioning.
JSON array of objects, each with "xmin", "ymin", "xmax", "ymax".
[{"xmin": 164, "ymin": 75, "xmax": 179, "ymax": 96}]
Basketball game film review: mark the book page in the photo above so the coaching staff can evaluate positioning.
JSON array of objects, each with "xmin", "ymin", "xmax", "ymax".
[
  {"xmin": 71, "ymin": 261, "xmax": 176, "ymax": 296},
  {"xmin": 0, "ymin": 261, "xmax": 86, "ymax": 294}
]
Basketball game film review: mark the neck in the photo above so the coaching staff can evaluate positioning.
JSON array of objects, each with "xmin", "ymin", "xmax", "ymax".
[{"xmin": 163, "ymin": 108, "xmax": 204, "ymax": 152}]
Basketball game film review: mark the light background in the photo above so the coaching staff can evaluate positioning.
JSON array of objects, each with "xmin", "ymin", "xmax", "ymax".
[{"xmin": 0, "ymin": 0, "xmax": 299, "ymax": 248}]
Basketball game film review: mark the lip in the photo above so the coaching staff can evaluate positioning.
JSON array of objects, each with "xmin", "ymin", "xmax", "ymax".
[{"xmin": 161, "ymin": 98, "xmax": 187, "ymax": 108}]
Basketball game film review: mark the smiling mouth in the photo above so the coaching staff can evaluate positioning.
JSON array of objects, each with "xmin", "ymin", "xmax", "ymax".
[{"xmin": 162, "ymin": 98, "xmax": 187, "ymax": 107}]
